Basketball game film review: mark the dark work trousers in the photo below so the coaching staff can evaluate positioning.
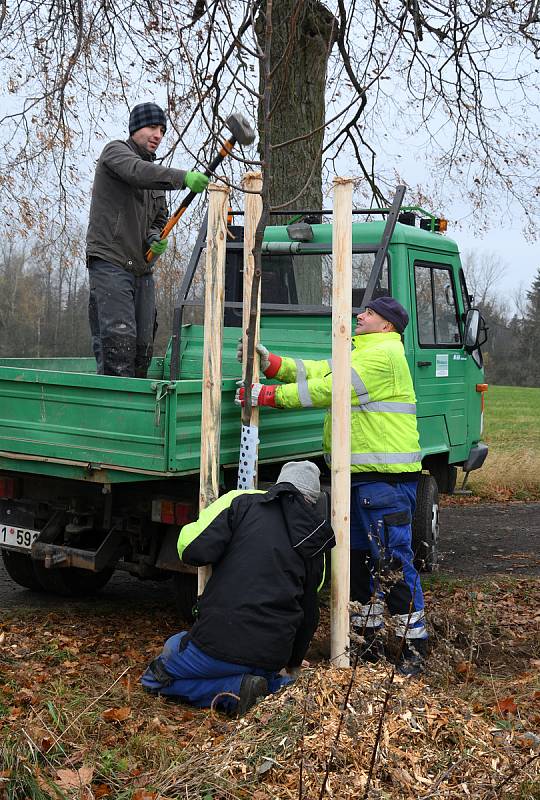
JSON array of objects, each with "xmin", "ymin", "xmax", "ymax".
[
  {"xmin": 88, "ymin": 258, "xmax": 157, "ymax": 378},
  {"xmin": 349, "ymin": 481, "xmax": 427, "ymax": 643},
  {"xmin": 140, "ymin": 632, "xmax": 292, "ymax": 713}
]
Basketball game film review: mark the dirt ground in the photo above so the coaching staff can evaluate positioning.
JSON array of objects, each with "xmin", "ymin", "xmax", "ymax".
[
  {"xmin": 2, "ymin": 501, "xmax": 539, "ymax": 800},
  {"xmin": 1, "ymin": 500, "xmax": 539, "ymax": 612},
  {"xmin": 438, "ymin": 499, "xmax": 540, "ymax": 577}
]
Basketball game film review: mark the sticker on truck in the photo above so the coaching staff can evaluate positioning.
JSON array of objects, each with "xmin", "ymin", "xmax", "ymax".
[
  {"xmin": 1, "ymin": 524, "xmax": 39, "ymax": 551},
  {"xmin": 436, "ymin": 354, "xmax": 449, "ymax": 377}
]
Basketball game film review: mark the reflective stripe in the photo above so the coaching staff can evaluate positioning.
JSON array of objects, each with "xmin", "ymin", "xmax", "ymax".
[
  {"xmin": 351, "ymin": 367, "xmax": 369, "ymax": 403},
  {"xmin": 351, "ymin": 401, "xmax": 417, "ymax": 414},
  {"xmin": 295, "ymin": 359, "xmax": 313, "ymax": 407},
  {"xmin": 351, "ymin": 603, "xmax": 384, "ymax": 629},
  {"xmin": 394, "ymin": 611, "xmax": 427, "ymax": 638},
  {"xmin": 351, "ymin": 451, "xmax": 422, "ymax": 465},
  {"xmin": 293, "ymin": 519, "xmax": 325, "ymax": 548},
  {"xmin": 312, "ymin": 535, "xmax": 335, "ymax": 558}
]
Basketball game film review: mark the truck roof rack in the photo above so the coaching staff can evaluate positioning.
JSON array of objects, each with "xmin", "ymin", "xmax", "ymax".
[{"xmin": 228, "ymin": 205, "xmax": 447, "ymax": 233}]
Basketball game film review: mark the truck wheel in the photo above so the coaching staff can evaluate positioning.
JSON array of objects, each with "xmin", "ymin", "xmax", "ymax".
[
  {"xmin": 172, "ymin": 573, "xmax": 198, "ymax": 623},
  {"xmin": 33, "ymin": 564, "xmax": 114, "ymax": 596},
  {"xmin": 412, "ymin": 475, "xmax": 439, "ymax": 573},
  {"xmin": 1, "ymin": 550, "xmax": 42, "ymax": 590}
]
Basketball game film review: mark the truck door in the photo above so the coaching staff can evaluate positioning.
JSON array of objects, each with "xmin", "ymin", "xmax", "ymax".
[{"xmin": 409, "ymin": 253, "xmax": 467, "ymax": 452}]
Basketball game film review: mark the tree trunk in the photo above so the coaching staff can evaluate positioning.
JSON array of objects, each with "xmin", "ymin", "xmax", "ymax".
[{"xmin": 258, "ymin": 0, "xmax": 337, "ymax": 213}]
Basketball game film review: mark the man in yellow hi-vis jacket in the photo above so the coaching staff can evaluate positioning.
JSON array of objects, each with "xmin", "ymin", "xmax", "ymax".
[{"xmin": 236, "ymin": 296, "xmax": 427, "ymax": 676}]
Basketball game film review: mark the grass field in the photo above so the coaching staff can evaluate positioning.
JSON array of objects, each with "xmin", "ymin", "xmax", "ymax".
[{"xmin": 468, "ymin": 385, "xmax": 540, "ymax": 500}]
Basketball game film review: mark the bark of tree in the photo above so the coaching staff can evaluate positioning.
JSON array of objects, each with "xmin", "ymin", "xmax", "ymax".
[{"xmin": 257, "ymin": 0, "xmax": 337, "ymax": 213}]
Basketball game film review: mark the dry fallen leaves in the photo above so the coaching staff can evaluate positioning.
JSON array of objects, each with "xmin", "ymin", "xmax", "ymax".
[
  {"xmin": 56, "ymin": 766, "xmax": 94, "ymax": 789},
  {"xmin": 101, "ymin": 706, "xmax": 131, "ymax": 722},
  {"xmin": 497, "ymin": 696, "xmax": 518, "ymax": 715}
]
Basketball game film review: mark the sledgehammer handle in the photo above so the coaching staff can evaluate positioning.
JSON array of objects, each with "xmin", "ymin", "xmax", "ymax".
[{"xmin": 145, "ymin": 137, "xmax": 236, "ymax": 262}]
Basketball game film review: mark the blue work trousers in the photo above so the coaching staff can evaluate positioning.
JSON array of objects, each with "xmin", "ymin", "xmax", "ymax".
[
  {"xmin": 140, "ymin": 632, "xmax": 291, "ymax": 713},
  {"xmin": 350, "ymin": 481, "xmax": 427, "ymax": 639}
]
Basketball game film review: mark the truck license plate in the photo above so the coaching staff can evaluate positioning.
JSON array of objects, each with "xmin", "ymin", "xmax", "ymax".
[{"xmin": 1, "ymin": 523, "xmax": 39, "ymax": 551}]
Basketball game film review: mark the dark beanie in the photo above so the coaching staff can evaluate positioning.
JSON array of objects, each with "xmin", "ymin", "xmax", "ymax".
[
  {"xmin": 129, "ymin": 103, "xmax": 167, "ymax": 135},
  {"xmin": 365, "ymin": 296, "xmax": 409, "ymax": 333}
]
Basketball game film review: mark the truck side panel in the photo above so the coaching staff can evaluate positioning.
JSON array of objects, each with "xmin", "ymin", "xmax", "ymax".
[{"xmin": 0, "ymin": 366, "xmax": 170, "ymax": 472}]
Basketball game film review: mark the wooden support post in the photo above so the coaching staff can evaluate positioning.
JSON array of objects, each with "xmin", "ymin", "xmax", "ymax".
[
  {"xmin": 198, "ymin": 181, "xmax": 230, "ymax": 594},
  {"xmin": 238, "ymin": 171, "xmax": 263, "ymax": 489},
  {"xmin": 330, "ymin": 177, "xmax": 354, "ymax": 667}
]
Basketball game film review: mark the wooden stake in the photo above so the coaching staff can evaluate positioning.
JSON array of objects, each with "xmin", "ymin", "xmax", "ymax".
[
  {"xmin": 239, "ymin": 172, "xmax": 263, "ymax": 487},
  {"xmin": 198, "ymin": 181, "xmax": 230, "ymax": 594},
  {"xmin": 330, "ymin": 177, "xmax": 354, "ymax": 667}
]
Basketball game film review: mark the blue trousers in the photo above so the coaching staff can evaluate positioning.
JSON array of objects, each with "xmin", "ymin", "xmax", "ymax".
[
  {"xmin": 350, "ymin": 481, "xmax": 427, "ymax": 640},
  {"xmin": 140, "ymin": 632, "xmax": 292, "ymax": 713}
]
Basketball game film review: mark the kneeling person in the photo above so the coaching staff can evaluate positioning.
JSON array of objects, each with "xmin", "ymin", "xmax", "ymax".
[{"xmin": 141, "ymin": 461, "xmax": 335, "ymax": 714}]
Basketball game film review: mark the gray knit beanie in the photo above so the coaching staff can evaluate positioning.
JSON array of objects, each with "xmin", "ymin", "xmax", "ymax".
[{"xmin": 276, "ymin": 461, "xmax": 321, "ymax": 502}]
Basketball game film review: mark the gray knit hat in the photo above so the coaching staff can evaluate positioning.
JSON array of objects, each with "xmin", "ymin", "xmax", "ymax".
[
  {"xmin": 129, "ymin": 103, "xmax": 167, "ymax": 135},
  {"xmin": 276, "ymin": 461, "xmax": 321, "ymax": 502}
]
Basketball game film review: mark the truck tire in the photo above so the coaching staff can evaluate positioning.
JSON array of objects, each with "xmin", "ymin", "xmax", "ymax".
[
  {"xmin": 172, "ymin": 573, "xmax": 198, "ymax": 623},
  {"xmin": 32, "ymin": 563, "xmax": 114, "ymax": 596},
  {"xmin": 1, "ymin": 550, "xmax": 42, "ymax": 590},
  {"xmin": 412, "ymin": 475, "xmax": 439, "ymax": 573}
]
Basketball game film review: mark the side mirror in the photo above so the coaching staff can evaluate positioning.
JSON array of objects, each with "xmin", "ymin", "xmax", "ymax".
[{"xmin": 463, "ymin": 308, "xmax": 488, "ymax": 353}]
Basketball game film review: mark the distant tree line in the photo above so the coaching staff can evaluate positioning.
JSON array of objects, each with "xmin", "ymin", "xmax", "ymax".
[
  {"xmin": 479, "ymin": 267, "xmax": 540, "ymax": 388},
  {"xmin": 0, "ymin": 236, "xmax": 538, "ymax": 388}
]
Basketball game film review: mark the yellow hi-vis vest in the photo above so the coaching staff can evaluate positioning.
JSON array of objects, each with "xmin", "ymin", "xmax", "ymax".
[{"xmin": 274, "ymin": 332, "xmax": 422, "ymax": 475}]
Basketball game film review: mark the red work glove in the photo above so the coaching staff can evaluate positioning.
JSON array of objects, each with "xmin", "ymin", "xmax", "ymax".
[{"xmin": 234, "ymin": 383, "xmax": 277, "ymax": 407}]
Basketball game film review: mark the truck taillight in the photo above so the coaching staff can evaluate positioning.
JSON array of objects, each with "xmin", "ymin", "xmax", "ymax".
[
  {"xmin": 151, "ymin": 500, "xmax": 194, "ymax": 526},
  {"xmin": 0, "ymin": 477, "xmax": 16, "ymax": 498}
]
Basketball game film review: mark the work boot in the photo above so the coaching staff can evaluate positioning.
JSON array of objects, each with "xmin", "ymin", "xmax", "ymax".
[
  {"xmin": 396, "ymin": 639, "xmax": 428, "ymax": 677},
  {"xmin": 237, "ymin": 675, "xmax": 269, "ymax": 716},
  {"xmin": 351, "ymin": 627, "xmax": 385, "ymax": 664}
]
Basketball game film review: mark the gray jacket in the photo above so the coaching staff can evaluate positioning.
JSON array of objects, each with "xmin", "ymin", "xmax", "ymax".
[{"xmin": 86, "ymin": 138, "xmax": 186, "ymax": 276}]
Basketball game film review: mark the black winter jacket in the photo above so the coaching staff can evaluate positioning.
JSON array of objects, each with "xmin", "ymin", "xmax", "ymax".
[
  {"xmin": 86, "ymin": 138, "xmax": 186, "ymax": 276},
  {"xmin": 179, "ymin": 484, "xmax": 335, "ymax": 671}
]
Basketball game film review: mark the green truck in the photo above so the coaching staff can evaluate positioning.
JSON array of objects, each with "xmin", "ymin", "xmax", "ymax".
[{"xmin": 0, "ymin": 199, "xmax": 488, "ymax": 617}]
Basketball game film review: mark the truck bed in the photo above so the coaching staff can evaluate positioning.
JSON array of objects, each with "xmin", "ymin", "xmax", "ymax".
[{"xmin": 0, "ymin": 323, "xmax": 329, "ymax": 483}]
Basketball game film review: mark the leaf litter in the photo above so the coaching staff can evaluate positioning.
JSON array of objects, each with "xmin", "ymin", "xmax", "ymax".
[{"xmin": 0, "ymin": 577, "xmax": 539, "ymax": 799}]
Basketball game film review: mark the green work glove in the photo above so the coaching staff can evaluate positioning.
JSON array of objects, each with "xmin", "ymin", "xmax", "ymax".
[
  {"xmin": 184, "ymin": 171, "xmax": 209, "ymax": 193},
  {"xmin": 149, "ymin": 237, "xmax": 168, "ymax": 256}
]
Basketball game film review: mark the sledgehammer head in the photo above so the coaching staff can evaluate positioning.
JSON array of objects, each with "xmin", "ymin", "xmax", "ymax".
[{"xmin": 226, "ymin": 112, "xmax": 256, "ymax": 145}]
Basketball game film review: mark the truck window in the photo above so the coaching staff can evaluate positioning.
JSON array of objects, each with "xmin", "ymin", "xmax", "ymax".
[
  {"xmin": 222, "ymin": 249, "xmax": 389, "ymax": 323},
  {"xmin": 415, "ymin": 262, "xmax": 462, "ymax": 347},
  {"xmin": 459, "ymin": 269, "xmax": 472, "ymax": 311},
  {"xmin": 266, "ymin": 251, "xmax": 389, "ymax": 309}
]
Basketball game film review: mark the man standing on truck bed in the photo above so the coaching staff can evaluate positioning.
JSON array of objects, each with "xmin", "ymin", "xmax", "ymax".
[
  {"xmin": 86, "ymin": 102, "xmax": 209, "ymax": 378},
  {"xmin": 236, "ymin": 296, "xmax": 428, "ymax": 676},
  {"xmin": 141, "ymin": 461, "xmax": 335, "ymax": 715}
]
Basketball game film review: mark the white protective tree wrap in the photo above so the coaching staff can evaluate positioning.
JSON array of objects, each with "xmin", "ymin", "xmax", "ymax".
[{"xmin": 237, "ymin": 424, "xmax": 259, "ymax": 490}]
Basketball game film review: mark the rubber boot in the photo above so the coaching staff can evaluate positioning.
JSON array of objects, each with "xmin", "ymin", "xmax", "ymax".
[
  {"xmin": 134, "ymin": 343, "xmax": 153, "ymax": 379},
  {"xmin": 102, "ymin": 334, "xmax": 137, "ymax": 377}
]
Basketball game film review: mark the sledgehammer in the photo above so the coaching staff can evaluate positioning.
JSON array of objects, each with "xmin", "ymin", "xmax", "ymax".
[{"xmin": 145, "ymin": 112, "xmax": 256, "ymax": 261}]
